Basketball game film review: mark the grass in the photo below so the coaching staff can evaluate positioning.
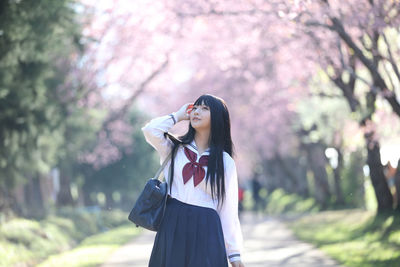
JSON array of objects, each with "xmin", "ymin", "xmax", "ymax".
[
  {"xmin": 0, "ymin": 208, "xmax": 141, "ymax": 267},
  {"xmin": 0, "ymin": 218, "xmax": 73, "ymax": 266},
  {"xmin": 265, "ymin": 189, "xmax": 320, "ymax": 215},
  {"xmin": 37, "ymin": 224, "xmax": 141, "ymax": 267},
  {"xmin": 287, "ymin": 209, "xmax": 400, "ymax": 267}
]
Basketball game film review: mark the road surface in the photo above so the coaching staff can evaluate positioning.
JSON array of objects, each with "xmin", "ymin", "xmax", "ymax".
[{"xmin": 101, "ymin": 212, "xmax": 342, "ymax": 267}]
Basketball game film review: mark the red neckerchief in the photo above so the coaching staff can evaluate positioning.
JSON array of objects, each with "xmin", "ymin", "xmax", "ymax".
[{"xmin": 182, "ymin": 147, "xmax": 209, "ymax": 187}]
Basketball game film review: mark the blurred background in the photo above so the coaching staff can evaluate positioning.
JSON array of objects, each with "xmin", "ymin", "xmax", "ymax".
[{"xmin": 1, "ymin": 0, "xmax": 400, "ymax": 266}]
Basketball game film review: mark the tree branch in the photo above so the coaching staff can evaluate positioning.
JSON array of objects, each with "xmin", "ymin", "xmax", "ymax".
[
  {"xmin": 175, "ymin": 8, "xmax": 261, "ymax": 18},
  {"xmin": 382, "ymin": 32, "xmax": 400, "ymax": 83},
  {"xmin": 102, "ymin": 56, "xmax": 170, "ymax": 126},
  {"xmin": 307, "ymin": 14, "xmax": 400, "ymax": 117}
]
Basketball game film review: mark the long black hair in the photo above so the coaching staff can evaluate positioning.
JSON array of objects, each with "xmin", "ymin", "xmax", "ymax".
[{"xmin": 166, "ymin": 94, "xmax": 234, "ymax": 206}]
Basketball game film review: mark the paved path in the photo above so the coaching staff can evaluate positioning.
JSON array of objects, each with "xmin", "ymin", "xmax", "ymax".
[{"xmin": 101, "ymin": 212, "xmax": 343, "ymax": 267}]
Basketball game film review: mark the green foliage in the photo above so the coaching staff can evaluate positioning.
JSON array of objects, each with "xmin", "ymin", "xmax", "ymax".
[
  {"xmin": 295, "ymin": 69, "xmax": 354, "ymax": 145},
  {"xmin": 341, "ymin": 149, "xmax": 366, "ymax": 208},
  {"xmin": 0, "ymin": 0, "xmax": 84, "ymax": 189},
  {"xmin": 99, "ymin": 210, "xmax": 130, "ymax": 229},
  {"xmin": 54, "ymin": 207, "xmax": 99, "ymax": 239},
  {"xmin": 388, "ymin": 231, "xmax": 400, "ymax": 246},
  {"xmin": 364, "ymin": 177, "xmax": 378, "ymax": 211},
  {"xmin": 0, "ymin": 208, "xmax": 132, "ymax": 266},
  {"xmin": 43, "ymin": 215, "xmax": 77, "ymax": 242},
  {"xmin": 265, "ymin": 189, "xmax": 320, "ymax": 215},
  {"xmin": 0, "ymin": 240, "xmax": 33, "ymax": 267},
  {"xmin": 0, "ymin": 217, "xmax": 75, "ymax": 266},
  {"xmin": 82, "ymin": 108, "xmax": 160, "ymax": 210},
  {"xmin": 0, "ymin": 218, "xmax": 42, "ymax": 247},
  {"xmin": 289, "ymin": 210, "xmax": 400, "ymax": 267}
]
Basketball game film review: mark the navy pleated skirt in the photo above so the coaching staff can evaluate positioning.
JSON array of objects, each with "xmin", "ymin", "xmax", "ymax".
[{"xmin": 149, "ymin": 197, "xmax": 228, "ymax": 267}]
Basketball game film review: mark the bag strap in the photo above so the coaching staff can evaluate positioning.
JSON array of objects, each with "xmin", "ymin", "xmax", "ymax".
[
  {"xmin": 154, "ymin": 144, "xmax": 180, "ymax": 191},
  {"xmin": 154, "ymin": 151, "xmax": 173, "ymax": 180}
]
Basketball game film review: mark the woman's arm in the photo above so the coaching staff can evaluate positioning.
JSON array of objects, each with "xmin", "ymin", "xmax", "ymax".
[
  {"xmin": 218, "ymin": 155, "xmax": 244, "ymax": 266},
  {"xmin": 141, "ymin": 114, "xmax": 176, "ymax": 164},
  {"xmin": 141, "ymin": 103, "xmax": 192, "ymax": 163}
]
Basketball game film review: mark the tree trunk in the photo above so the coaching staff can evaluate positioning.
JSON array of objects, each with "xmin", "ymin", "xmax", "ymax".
[
  {"xmin": 274, "ymin": 153, "xmax": 309, "ymax": 196},
  {"xmin": 305, "ymin": 142, "xmax": 331, "ymax": 208},
  {"xmin": 395, "ymin": 159, "xmax": 400, "ymax": 212},
  {"xmin": 82, "ymin": 188, "xmax": 95, "ymax": 206},
  {"xmin": 56, "ymin": 162, "xmax": 74, "ymax": 206},
  {"xmin": 272, "ymin": 156, "xmax": 294, "ymax": 193},
  {"xmin": 82, "ymin": 177, "xmax": 96, "ymax": 206},
  {"xmin": 23, "ymin": 175, "xmax": 45, "ymax": 218},
  {"xmin": 0, "ymin": 185, "xmax": 23, "ymax": 217},
  {"xmin": 263, "ymin": 158, "xmax": 279, "ymax": 193},
  {"xmin": 105, "ymin": 189, "xmax": 115, "ymax": 210},
  {"xmin": 333, "ymin": 148, "xmax": 345, "ymax": 206},
  {"xmin": 295, "ymin": 157, "xmax": 310, "ymax": 198},
  {"xmin": 366, "ymin": 137, "xmax": 393, "ymax": 213}
]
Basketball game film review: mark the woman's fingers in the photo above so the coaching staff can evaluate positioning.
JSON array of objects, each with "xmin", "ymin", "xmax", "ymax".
[
  {"xmin": 186, "ymin": 104, "xmax": 194, "ymax": 117},
  {"xmin": 176, "ymin": 103, "xmax": 194, "ymax": 121}
]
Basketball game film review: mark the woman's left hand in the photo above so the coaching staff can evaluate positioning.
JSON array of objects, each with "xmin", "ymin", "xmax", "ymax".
[{"xmin": 230, "ymin": 261, "xmax": 245, "ymax": 267}]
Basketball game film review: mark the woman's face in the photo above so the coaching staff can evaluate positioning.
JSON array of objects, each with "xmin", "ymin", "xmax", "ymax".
[{"xmin": 190, "ymin": 103, "xmax": 211, "ymax": 131}]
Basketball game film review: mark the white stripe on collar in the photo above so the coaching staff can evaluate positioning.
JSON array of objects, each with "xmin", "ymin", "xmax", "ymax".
[{"xmin": 187, "ymin": 140, "xmax": 210, "ymax": 153}]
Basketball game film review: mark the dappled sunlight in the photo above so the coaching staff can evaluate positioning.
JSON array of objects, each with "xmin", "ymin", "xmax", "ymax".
[
  {"xmin": 102, "ymin": 213, "xmax": 342, "ymax": 267},
  {"xmin": 240, "ymin": 213, "xmax": 341, "ymax": 267},
  {"xmin": 1, "ymin": 0, "xmax": 400, "ymax": 266}
]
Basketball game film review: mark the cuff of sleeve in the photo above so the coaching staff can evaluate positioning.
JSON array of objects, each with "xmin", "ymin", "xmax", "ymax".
[
  {"xmin": 169, "ymin": 113, "xmax": 177, "ymax": 124},
  {"xmin": 228, "ymin": 253, "xmax": 241, "ymax": 263}
]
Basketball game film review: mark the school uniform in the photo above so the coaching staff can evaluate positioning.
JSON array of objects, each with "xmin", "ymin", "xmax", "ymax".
[{"xmin": 142, "ymin": 113, "xmax": 243, "ymax": 267}]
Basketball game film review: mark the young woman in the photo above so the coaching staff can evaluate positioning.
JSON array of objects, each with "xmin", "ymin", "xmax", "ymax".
[{"xmin": 142, "ymin": 94, "xmax": 244, "ymax": 267}]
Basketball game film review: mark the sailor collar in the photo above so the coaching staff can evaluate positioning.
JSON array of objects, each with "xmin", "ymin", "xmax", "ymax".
[{"xmin": 185, "ymin": 140, "xmax": 210, "ymax": 156}]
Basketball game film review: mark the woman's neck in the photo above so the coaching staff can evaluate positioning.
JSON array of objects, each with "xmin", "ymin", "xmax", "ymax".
[{"xmin": 194, "ymin": 130, "xmax": 210, "ymax": 154}]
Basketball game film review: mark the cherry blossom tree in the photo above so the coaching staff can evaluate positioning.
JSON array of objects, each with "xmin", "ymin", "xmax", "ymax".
[
  {"xmin": 54, "ymin": 0, "xmax": 176, "ymax": 205},
  {"xmin": 76, "ymin": 0, "xmax": 400, "ymax": 211},
  {"xmin": 281, "ymin": 0, "xmax": 400, "ymax": 212}
]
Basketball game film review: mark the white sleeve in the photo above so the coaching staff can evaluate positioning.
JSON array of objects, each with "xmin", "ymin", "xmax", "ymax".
[
  {"xmin": 141, "ymin": 113, "xmax": 177, "ymax": 164},
  {"xmin": 218, "ymin": 157, "xmax": 244, "ymax": 263}
]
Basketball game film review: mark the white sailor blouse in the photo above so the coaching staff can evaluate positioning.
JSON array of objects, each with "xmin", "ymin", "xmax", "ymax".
[{"xmin": 141, "ymin": 113, "xmax": 244, "ymax": 263}]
